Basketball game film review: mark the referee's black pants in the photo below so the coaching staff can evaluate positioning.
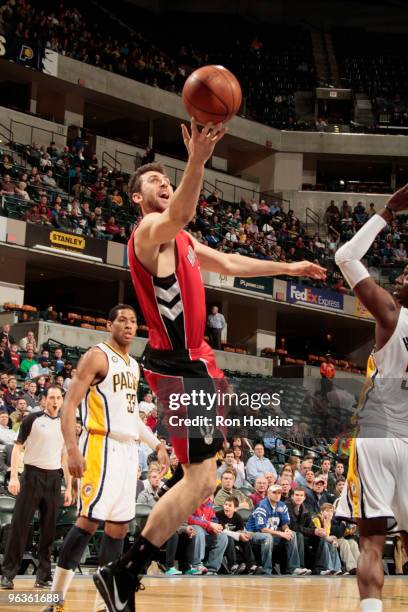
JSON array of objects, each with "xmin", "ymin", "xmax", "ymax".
[{"xmin": 2, "ymin": 465, "xmax": 62, "ymax": 580}]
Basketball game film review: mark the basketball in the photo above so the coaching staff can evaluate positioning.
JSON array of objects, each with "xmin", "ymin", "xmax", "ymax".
[{"xmin": 182, "ymin": 65, "xmax": 242, "ymax": 125}]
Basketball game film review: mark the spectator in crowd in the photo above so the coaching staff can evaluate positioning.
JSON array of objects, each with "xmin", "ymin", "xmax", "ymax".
[
  {"xmin": 312, "ymin": 503, "xmax": 343, "ymax": 575},
  {"xmin": 22, "ymin": 381, "xmax": 38, "ymax": 410},
  {"xmin": 295, "ymin": 456, "xmax": 314, "ymax": 488},
  {"xmin": 279, "ymin": 478, "xmax": 293, "ymax": 503},
  {"xmin": 36, "ymin": 375, "xmax": 49, "ymax": 397},
  {"xmin": 14, "ymin": 181, "xmax": 30, "ymax": 200},
  {"xmin": 232, "ymin": 446, "xmax": 246, "ymax": 481},
  {"xmin": 113, "ymin": 226, "xmax": 128, "ymax": 244},
  {"xmin": 136, "ymin": 469, "xmax": 161, "ymax": 505},
  {"xmin": 216, "ymin": 449, "xmax": 245, "ymax": 488},
  {"xmin": 3, "ymin": 377, "xmax": 19, "ymax": 414},
  {"xmin": 279, "ymin": 463, "xmax": 297, "ymax": 489},
  {"xmin": 394, "ymin": 242, "xmax": 408, "ymax": 263},
  {"xmin": 0, "ymin": 174, "xmax": 15, "ymax": 195},
  {"xmin": 146, "ymin": 406, "xmax": 158, "ymax": 432},
  {"xmin": 287, "ymin": 488, "xmax": 342, "ymax": 575},
  {"xmin": 53, "ymin": 348, "xmax": 65, "ymax": 374},
  {"xmin": 0, "ymin": 374, "xmax": 9, "ymax": 392},
  {"xmin": 246, "ymin": 443, "xmax": 277, "ymax": 484},
  {"xmin": 29, "ymin": 357, "xmax": 51, "ymax": 379},
  {"xmin": 0, "ymin": 338, "xmax": 12, "ymax": 372},
  {"xmin": 334, "ymin": 477, "xmax": 346, "ymax": 499},
  {"xmin": 60, "ymin": 361, "xmax": 73, "ymax": 379},
  {"xmin": 320, "ymin": 457, "xmax": 335, "ymax": 490},
  {"xmin": 19, "ymin": 330, "xmax": 38, "ymax": 353},
  {"xmin": 214, "ymin": 469, "xmax": 252, "ymax": 509},
  {"xmin": 0, "ymin": 324, "xmax": 15, "ymax": 348},
  {"xmin": 138, "ymin": 392, "xmax": 156, "ymax": 415},
  {"xmin": 320, "ymin": 354, "xmax": 336, "ymax": 398},
  {"xmin": 332, "ymin": 499, "xmax": 359, "ymax": 574},
  {"xmin": 188, "ymin": 498, "xmax": 229, "ymax": 575},
  {"xmin": 207, "ymin": 306, "xmax": 226, "ymax": 350},
  {"xmin": 0, "ymin": 411, "xmax": 18, "ymax": 445},
  {"xmin": 216, "ymin": 497, "xmax": 261, "ymax": 574},
  {"xmin": 248, "ymin": 475, "xmax": 268, "ymax": 508},
  {"xmin": 305, "ymin": 475, "xmax": 332, "ymax": 515},
  {"xmin": 246, "ymin": 484, "xmax": 310, "ymax": 575},
  {"xmin": 8, "ymin": 344, "xmax": 20, "ymax": 373},
  {"xmin": 10, "ymin": 398, "xmax": 31, "ymax": 429},
  {"xmin": 20, "ymin": 348, "xmax": 37, "ymax": 376}
]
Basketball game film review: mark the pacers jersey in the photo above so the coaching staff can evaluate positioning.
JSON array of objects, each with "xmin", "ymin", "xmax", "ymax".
[
  {"xmin": 128, "ymin": 228, "xmax": 206, "ymax": 350},
  {"xmin": 81, "ymin": 343, "xmax": 140, "ymax": 441},
  {"xmin": 358, "ymin": 307, "xmax": 408, "ymax": 437}
]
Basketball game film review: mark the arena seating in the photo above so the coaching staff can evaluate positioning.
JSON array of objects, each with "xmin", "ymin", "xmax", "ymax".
[
  {"xmin": 333, "ymin": 29, "xmax": 408, "ymax": 127},
  {"xmin": 1, "ymin": 1, "xmax": 315, "ymax": 129}
]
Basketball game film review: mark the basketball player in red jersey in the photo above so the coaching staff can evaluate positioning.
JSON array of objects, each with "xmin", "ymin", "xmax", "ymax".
[{"xmin": 94, "ymin": 118, "xmax": 326, "ymax": 612}]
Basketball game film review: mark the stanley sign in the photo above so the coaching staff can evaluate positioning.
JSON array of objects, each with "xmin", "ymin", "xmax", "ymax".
[
  {"xmin": 49, "ymin": 231, "xmax": 85, "ymax": 251},
  {"xmin": 26, "ymin": 225, "xmax": 107, "ymax": 261}
]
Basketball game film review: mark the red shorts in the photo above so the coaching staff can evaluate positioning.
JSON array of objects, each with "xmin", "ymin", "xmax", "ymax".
[{"xmin": 141, "ymin": 341, "xmax": 227, "ymax": 464}]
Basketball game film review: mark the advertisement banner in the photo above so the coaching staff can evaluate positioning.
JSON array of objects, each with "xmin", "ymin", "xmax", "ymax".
[
  {"xmin": 233, "ymin": 276, "xmax": 273, "ymax": 296},
  {"xmin": 286, "ymin": 282, "xmax": 344, "ymax": 311},
  {"xmin": 0, "ymin": 35, "xmax": 44, "ymax": 70},
  {"xmin": 26, "ymin": 225, "xmax": 107, "ymax": 262}
]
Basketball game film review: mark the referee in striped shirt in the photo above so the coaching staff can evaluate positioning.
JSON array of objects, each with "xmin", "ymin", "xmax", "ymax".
[{"xmin": 1, "ymin": 385, "xmax": 72, "ymax": 589}]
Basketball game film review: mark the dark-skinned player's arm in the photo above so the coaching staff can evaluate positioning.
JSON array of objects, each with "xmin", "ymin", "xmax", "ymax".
[
  {"xmin": 134, "ymin": 118, "xmax": 227, "ymax": 247},
  {"xmin": 61, "ymin": 348, "xmax": 108, "ymax": 479},
  {"xmin": 192, "ymin": 238, "xmax": 326, "ymax": 280},
  {"xmin": 335, "ymin": 183, "xmax": 408, "ymax": 335}
]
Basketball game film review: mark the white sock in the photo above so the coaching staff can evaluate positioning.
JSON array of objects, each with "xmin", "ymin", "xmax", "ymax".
[
  {"xmin": 51, "ymin": 567, "xmax": 75, "ymax": 600},
  {"xmin": 93, "ymin": 589, "xmax": 106, "ymax": 612},
  {"xmin": 360, "ymin": 598, "xmax": 383, "ymax": 612}
]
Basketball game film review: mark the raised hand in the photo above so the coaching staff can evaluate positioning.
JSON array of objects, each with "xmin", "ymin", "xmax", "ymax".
[
  {"xmin": 387, "ymin": 183, "xmax": 408, "ymax": 213},
  {"xmin": 181, "ymin": 117, "xmax": 227, "ymax": 165},
  {"xmin": 287, "ymin": 261, "xmax": 327, "ymax": 280}
]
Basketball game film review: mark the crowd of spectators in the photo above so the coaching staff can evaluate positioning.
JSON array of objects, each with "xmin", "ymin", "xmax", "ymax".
[
  {"xmin": 333, "ymin": 29, "xmax": 408, "ymax": 128},
  {"xmin": 136, "ymin": 434, "xmax": 366, "ymax": 577},
  {"xmin": 3, "ymin": 138, "xmax": 406, "ymax": 299},
  {"xmin": 325, "ymin": 199, "xmax": 408, "ymax": 269},
  {"xmin": 0, "ymin": 0, "xmax": 315, "ymax": 130},
  {"xmin": 1, "ymin": 141, "xmax": 134, "ymax": 243}
]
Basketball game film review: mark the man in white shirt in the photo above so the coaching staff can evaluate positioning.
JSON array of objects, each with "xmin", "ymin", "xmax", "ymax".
[
  {"xmin": 246, "ymin": 443, "xmax": 277, "ymax": 484},
  {"xmin": 0, "ymin": 412, "xmax": 17, "ymax": 445},
  {"xmin": 138, "ymin": 392, "xmax": 156, "ymax": 415}
]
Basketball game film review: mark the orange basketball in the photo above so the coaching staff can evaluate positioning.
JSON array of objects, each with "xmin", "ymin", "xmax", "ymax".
[{"xmin": 182, "ymin": 65, "xmax": 242, "ymax": 125}]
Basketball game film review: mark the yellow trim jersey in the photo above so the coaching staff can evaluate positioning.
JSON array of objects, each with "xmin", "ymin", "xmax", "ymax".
[
  {"xmin": 80, "ymin": 342, "xmax": 140, "ymax": 441},
  {"xmin": 358, "ymin": 307, "xmax": 408, "ymax": 438}
]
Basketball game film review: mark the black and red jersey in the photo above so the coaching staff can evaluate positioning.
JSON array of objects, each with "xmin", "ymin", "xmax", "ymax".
[{"xmin": 128, "ymin": 228, "xmax": 207, "ymax": 350}]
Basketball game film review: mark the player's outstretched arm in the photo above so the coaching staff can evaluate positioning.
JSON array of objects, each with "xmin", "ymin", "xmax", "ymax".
[
  {"xmin": 135, "ymin": 119, "xmax": 226, "ymax": 247},
  {"xmin": 193, "ymin": 239, "xmax": 326, "ymax": 280},
  {"xmin": 61, "ymin": 348, "xmax": 107, "ymax": 478}
]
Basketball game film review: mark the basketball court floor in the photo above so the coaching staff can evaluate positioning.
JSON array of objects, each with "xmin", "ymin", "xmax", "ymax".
[{"xmin": 1, "ymin": 576, "xmax": 408, "ymax": 611}]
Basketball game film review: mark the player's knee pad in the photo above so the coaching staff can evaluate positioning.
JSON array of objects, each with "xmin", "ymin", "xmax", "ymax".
[
  {"xmin": 58, "ymin": 526, "xmax": 93, "ymax": 570},
  {"xmin": 99, "ymin": 533, "xmax": 124, "ymax": 565}
]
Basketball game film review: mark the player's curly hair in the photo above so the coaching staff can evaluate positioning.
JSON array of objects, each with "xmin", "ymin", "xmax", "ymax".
[{"xmin": 128, "ymin": 162, "xmax": 166, "ymax": 195}]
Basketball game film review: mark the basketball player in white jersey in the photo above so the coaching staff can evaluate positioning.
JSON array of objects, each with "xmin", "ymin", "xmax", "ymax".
[
  {"xmin": 42, "ymin": 304, "xmax": 169, "ymax": 612},
  {"xmin": 334, "ymin": 184, "xmax": 408, "ymax": 612}
]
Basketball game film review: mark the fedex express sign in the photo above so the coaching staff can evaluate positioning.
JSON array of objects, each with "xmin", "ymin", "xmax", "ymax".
[{"xmin": 287, "ymin": 283, "xmax": 343, "ymax": 311}]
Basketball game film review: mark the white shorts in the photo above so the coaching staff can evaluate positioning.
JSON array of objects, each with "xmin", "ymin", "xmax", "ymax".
[
  {"xmin": 78, "ymin": 433, "xmax": 138, "ymax": 523},
  {"xmin": 336, "ymin": 437, "xmax": 408, "ymax": 532}
]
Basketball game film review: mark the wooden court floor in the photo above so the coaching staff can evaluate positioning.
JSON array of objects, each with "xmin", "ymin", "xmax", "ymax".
[{"xmin": 1, "ymin": 576, "xmax": 408, "ymax": 611}]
